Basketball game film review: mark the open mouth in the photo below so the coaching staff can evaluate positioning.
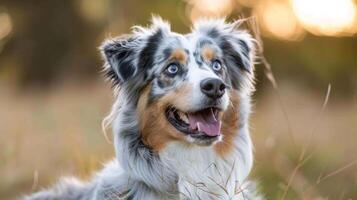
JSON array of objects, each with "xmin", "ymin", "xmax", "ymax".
[{"xmin": 165, "ymin": 106, "xmax": 222, "ymax": 140}]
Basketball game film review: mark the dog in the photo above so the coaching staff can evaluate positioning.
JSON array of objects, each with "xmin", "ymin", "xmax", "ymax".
[{"xmin": 25, "ymin": 17, "xmax": 261, "ymax": 200}]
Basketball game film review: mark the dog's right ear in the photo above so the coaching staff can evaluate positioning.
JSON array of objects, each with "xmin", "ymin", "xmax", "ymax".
[
  {"xmin": 101, "ymin": 16, "xmax": 171, "ymax": 86},
  {"xmin": 100, "ymin": 36, "xmax": 139, "ymax": 86}
]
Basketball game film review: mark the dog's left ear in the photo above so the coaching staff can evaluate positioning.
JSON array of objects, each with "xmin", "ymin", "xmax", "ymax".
[
  {"xmin": 100, "ymin": 35, "xmax": 140, "ymax": 86},
  {"xmin": 221, "ymin": 22, "xmax": 256, "ymax": 90},
  {"xmin": 219, "ymin": 20, "xmax": 255, "ymax": 74}
]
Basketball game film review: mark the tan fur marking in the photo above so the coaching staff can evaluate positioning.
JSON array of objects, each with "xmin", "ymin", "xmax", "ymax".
[
  {"xmin": 202, "ymin": 45, "xmax": 216, "ymax": 62},
  {"xmin": 170, "ymin": 49, "xmax": 187, "ymax": 64},
  {"xmin": 214, "ymin": 90, "xmax": 240, "ymax": 156},
  {"xmin": 137, "ymin": 84, "xmax": 193, "ymax": 152}
]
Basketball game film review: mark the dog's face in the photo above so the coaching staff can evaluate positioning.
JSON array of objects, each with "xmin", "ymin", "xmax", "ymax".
[{"xmin": 101, "ymin": 18, "xmax": 255, "ymax": 153}]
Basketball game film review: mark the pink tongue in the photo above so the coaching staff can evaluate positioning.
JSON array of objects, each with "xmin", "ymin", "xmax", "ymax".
[{"xmin": 188, "ymin": 109, "xmax": 221, "ymax": 136}]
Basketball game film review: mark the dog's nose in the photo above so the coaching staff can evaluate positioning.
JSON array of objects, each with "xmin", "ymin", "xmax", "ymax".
[{"xmin": 200, "ymin": 78, "xmax": 226, "ymax": 99}]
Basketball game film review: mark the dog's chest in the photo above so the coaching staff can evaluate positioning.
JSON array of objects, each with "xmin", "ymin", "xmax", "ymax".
[{"xmin": 161, "ymin": 143, "xmax": 247, "ymax": 200}]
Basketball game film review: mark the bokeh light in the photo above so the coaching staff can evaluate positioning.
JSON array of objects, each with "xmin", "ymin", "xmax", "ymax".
[
  {"xmin": 78, "ymin": 0, "xmax": 109, "ymax": 24},
  {"xmin": 186, "ymin": 0, "xmax": 235, "ymax": 21},
  {"xmin": 255, "ymin": 1, "xmax": 305, "ymax": 41},
  {"xmin": 292, "ymin": 0, "xmax": 357, "ymax": 36},
  {"xmin": 186, "ymin": 0, "xmax": 357, "ymax": 40},
  {"xmin": 0, "ymin": 11, "xmax": 12, "ymax": 41}
]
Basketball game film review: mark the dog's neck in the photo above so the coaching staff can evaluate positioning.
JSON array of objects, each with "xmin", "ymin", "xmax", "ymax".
[{"xmin": 160, "ymin": 126, "xmax": 253, "ymax": 199}]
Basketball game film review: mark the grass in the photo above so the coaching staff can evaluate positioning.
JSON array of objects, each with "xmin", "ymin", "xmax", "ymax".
[{"xmin": 1, "ymin": 80, "xmax": 356, "ymax": 200}]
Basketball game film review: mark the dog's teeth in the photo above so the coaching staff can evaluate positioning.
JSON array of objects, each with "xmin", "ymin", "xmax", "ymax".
[
  {"xmin": 211, "ymin": 108, "xmax": 217, "ymax": 121},
  {"xmin": 197, "ymin": 123, "xmax": 201, "ymax": 132},
  {"xmin": 181, "ymin": 114, "xmax": 189, "ymax": 123},
  {"xmin": 178, "ymin": 111, "xmax": 184, "ymax": 119},
  {"xmin": 177, "ymin": 111, "xmax": 188, "ymax": 123}
]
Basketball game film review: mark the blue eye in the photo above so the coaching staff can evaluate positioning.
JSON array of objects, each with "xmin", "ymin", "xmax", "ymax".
[
  {"xmin": 212, "ymin": 60, "xmax": 222, "ymax": 71},
  {"xmin": 166, "ymin": 63, "xmax": 179, "ymax": 76}
]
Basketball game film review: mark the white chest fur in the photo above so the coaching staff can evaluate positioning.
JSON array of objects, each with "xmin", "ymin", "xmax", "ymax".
[{"xmin": 160, "ymin": 129, "xmax": 253, "ymax": 200}]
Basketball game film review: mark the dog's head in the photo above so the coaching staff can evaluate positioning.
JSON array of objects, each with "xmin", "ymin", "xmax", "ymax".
[{"xmin": 101, "ymin": 17, "xmax": 255, "ymax": 154}]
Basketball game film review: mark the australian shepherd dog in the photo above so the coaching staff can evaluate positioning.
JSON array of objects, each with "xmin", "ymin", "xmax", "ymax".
[{"xmin": 25, "ymin": 17, "xmax": 262, "ymax": 200}]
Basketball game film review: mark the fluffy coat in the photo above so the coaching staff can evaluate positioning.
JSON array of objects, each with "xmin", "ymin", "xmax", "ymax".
[{"xmin": 25, "ymin": 17, "xmax": 262, "ymax": 200}]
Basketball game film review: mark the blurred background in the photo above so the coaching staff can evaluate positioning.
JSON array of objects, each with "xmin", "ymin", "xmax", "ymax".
[{"xmin": 0, "ymin": 0, "xmax": 356, "ymax": 199}]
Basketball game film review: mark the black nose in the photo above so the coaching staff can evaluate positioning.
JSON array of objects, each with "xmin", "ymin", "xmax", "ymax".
[{"xmin": 200, "ymin": 78, "xmax": 226, "ymax": 99}]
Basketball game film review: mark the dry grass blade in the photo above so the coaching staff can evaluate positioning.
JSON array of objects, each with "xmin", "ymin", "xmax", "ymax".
[
  {"xmin": 225, "ymin": 160, "xmax": 236, "ymax": 189},
  {"xmin": 280, "ymin": 84, "xmax": 331, "ymax": 200},
  {"xmin": 317, "ymin": 159, "xmax": 357, "ymax": 184},
  {"xmin": 247, "ymin": 16, "xmax": 296, "ymax": 147},
  {"xmin": 31, "ymin": 170, "xmax": 39, "ymax": 191},
  {"xmin": 302, "ymin": 159, "xmax": 357, "ymax": 198},
  {"xmin": 185, "ymin": 180, "xmax": 223, "ymax": 199},
  {"xmin": 299, "ymin": 84, "xmax": 332, "ymax": 162},
  {"xmin": 233, "ymin": 181, "xmax": 254, "ymax": 200},
  {"xmin": 279, "ymin": 161, "xmax": 304, "ymax": 200},
  {"xmin": 207, "ymin": 176, "xmax": 229, "ymax": 196},
  {"xmin": 203, "ymin": 162, "xmax": 225, "ymax": 186}
]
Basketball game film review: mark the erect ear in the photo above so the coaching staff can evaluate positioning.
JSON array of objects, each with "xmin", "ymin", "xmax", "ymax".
[
  {"xmin": 100, "ymin": 36, "xmax": 140, "ymax": 86},
  {"xmin": 100, "ymin": 17, "xmax": 170, "ymax": 87},
  {"xmin": 219, "ymin": 27, "xmax": 256, "ymax": 90},
  {"xmin": 220, "ymin": 32, "xmax": 254, "ymax": 74}
]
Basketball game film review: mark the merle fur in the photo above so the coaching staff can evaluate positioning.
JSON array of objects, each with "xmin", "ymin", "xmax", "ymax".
[{"xmin": 24, "ymin": 18, "xmax": 261, "ymax": 200}]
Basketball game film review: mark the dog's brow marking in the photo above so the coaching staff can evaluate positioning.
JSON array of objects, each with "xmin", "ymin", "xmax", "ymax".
[
  {"xmin": 202, "ymin": 45, "xmax": 216, "ymax": 62},
  {"xmin": 170, "ymin": 48, "xmax": 188, "ymax": 64}
]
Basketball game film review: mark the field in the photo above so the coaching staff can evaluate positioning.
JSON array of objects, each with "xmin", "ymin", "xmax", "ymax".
[{"xmin": 1, "ymin": 81, "xmax": 356, "ymax": 200}]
